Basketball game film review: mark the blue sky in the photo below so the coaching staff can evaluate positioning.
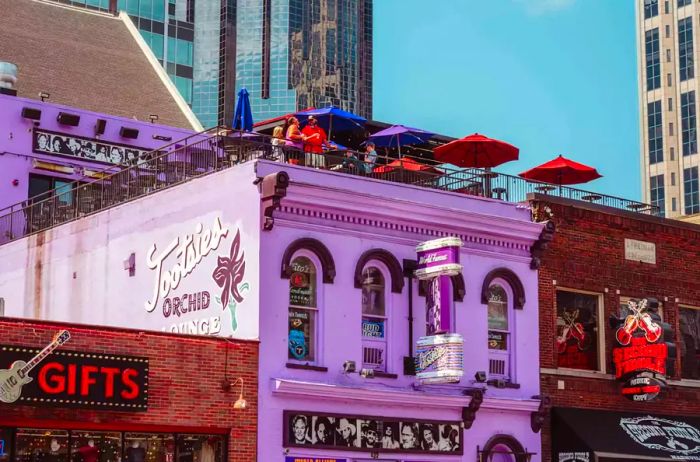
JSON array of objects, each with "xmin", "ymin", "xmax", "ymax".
[{"xmin": 373, "ymin": 0, "xmax": 640, "ymax": 200}]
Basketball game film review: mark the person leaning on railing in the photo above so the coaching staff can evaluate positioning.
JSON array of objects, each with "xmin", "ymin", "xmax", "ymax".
[
  {"xmin": 363, "ymin": 142, "xmax": 377, "ymax": 174},
  {"xmin": 301, "ymin": 115, "xmax": 332, "ymax": 169},
  {"xmin": 272, "ymin": 126, "xmax": 285, "ymax": 162},
  {"xmin": 283, "ymin": 117, "xmax": 304, "ymax": 165}
]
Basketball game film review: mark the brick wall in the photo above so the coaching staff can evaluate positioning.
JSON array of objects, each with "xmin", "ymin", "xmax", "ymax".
[
  {"xmin": 535, "ymin": 198, "xmax": 700, "ymax": 462},
  {"xmin": 0, "ymin": 318, "xmax": 258, "ymax": 462}
]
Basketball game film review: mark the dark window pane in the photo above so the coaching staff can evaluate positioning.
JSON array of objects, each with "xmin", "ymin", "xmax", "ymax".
[
  {"xmin": 648, "ymin": 100, "xmax": 664, "ymax": 164},
  {"xmin": 15, "ymin": 429, "xmax": 69, "ymax": 462},
  {"xmin": 679, "ymin": 17, "xmax": 695, "ymax": 81},
  {"xmin": 124, "ymin": 433, "xmax": 174, "ymax": 462},
  {"xmin": 650, "ymin": 174, "xmax": 665, "ymax": 217},
  {"xmin": 71, "ymin": 432, "xmax": 121, "ymax": 462},
  {"xmin": 644, "ymin": 0, "xmax": 659, "ymax": 18},
  {"xmin": 646, "ymin": 28, "xmax": 661, "ymax": 90},
  {"xmin": 176, "ymin": 435, "xmax": 225, "ymax": 462},
  {"xmin": 680, "ymin": 307, "xmax": 700, "ymax": 379},
  {"xmin": 682, "ymin": 91, "xmax": 697, "ymax": 155},
  {"xmin": 556, "ymin": 291, "xmax": 600, "ymax": 371},
  {"xmin": 684, "ymin": 167, "xmax": 700, "ymax": 214}
]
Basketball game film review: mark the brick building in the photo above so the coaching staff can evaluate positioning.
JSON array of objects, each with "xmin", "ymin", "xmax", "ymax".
[
  {"xmin": 533, "ymin": 194, "xmax": 700, "ymax": 462},
  {"xmin": 0, "ymin": 318, "xmax": 258, "ymax": 462}
]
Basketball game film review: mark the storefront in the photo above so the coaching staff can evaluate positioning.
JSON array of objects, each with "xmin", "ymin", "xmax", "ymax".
[
  {"xmin": 552, "ymin": 408, "xmax": 700, "ymax": 461},
  {"xmin": 0, "ymin": 319, "xmax": 258, "ymax": 462}
]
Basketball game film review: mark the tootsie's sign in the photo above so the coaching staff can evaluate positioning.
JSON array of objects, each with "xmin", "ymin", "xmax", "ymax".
[
  {"xmin": 415, "ymin": 334, "xmax": 464, "ymax": 385},
  {"xmin": 0, "ymin": 345, "xmax": 148, "ymax": 411},
  {"xmin": 611, "ymin": 298, "xmax": 669, "ymax": 402}
]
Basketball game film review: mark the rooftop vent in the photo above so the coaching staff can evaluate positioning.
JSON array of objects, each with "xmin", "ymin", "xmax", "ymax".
[{"xmin": 0, "ymin": 62, "xmax": 18, "ymax": 96}]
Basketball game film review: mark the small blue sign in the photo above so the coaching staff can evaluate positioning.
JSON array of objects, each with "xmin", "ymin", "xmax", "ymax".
[
  {"xmin": 362, "ymin": 319, "xmax": 385, "ymax": 338},
  {"xmin": 285, "ymin": 458, "xmax": 347, "ymax": 462},
  {"xmin": 0, "ymin": 439, "xmax": 5, "ymax": 456}
]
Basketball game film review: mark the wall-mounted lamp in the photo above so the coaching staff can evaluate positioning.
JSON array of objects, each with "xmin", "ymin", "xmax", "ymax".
[
  {"xmin": 474, "ymin": 371, "xmax": 487, "ymax": 383},
  {"xmin": 39, "ymin": 92, "xmax": 50, "ymax": 102},
  {"xmin": 360, "ymin": 368, "xmax": 375, "ymax": 379},
  {"xmin": 149, "ymin": 114, "xmax": 159, "ymax": 124},
  {"xmin": 342, "ymin": 360, "xmax": 356, "ymax": 374},
  {"xmin": 231, "ymin": 377, "xmax": 247, "ymax": 409}
]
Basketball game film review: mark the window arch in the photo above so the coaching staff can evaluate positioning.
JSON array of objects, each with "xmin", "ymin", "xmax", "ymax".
[
  {"xmin": 487, "ymin": 282, "xmax": 512, "ymax": 380},
  {"xmin": 281, "ymin": 238, "xmax": 335, "ymax": 283},
  {"xmin": 288, "ymin": 254, "xmax": 320, "ymax": 363},
  {"xmin": 360, "ymin": 263, "xmax": 391, "ymax": 372},
  {"xmin": 480, "ymin": 268, "xmax": 525, "ymax": 309},
  {"xmin": 479, "ymin": 434, "xmax": 529, "ymax": 462}
]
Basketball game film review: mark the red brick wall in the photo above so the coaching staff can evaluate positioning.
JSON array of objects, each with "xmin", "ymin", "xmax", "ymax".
[
  {"xmin": 0, "ymin": 318, "xmax": 258, "ymax": 462},
  {"xmin": 535, "ymin": 199, "xmax": 700, "ymax": 462}
]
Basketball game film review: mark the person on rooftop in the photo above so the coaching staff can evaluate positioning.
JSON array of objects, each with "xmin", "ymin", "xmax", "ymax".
[
  {"xmin": 284, "ymin": 117, "xmax": 304, "ymax": 165},
  {"xmin": 363, "ymin": 141, "xmax": 377, "ymax": 174},
  {"xmin": 301, "ymin": 115, "xmax": 330, "ymax": 169}
]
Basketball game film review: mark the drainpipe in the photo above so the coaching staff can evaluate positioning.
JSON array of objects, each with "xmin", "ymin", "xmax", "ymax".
[{"xmin": 403, "ymin": 259, "xmax": 417, "ymax": 375}]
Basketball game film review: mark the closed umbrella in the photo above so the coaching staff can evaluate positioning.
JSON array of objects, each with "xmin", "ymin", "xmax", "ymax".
[
  {"xmin": 433, "ymin": 133, "xmax": 519, "ymax": 168},
  {"xmin": 519, "ymin": 154, "xmax": 602, "ymax": 185},
  {"xmin": 232, "ymin": 88, "xmax": 254, "ymax": 131},
  {"xmin": 295, "ymin": 106, "xmax": 366, "ymax": 140},
  {"xmin": 368, "ymin": 124, "xmax": 434, "ymax": 159}
]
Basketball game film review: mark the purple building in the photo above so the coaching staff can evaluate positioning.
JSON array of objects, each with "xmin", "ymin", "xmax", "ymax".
[{"xmin": 0, "ymin": 128, "xmax": 547, "ymax": 460}]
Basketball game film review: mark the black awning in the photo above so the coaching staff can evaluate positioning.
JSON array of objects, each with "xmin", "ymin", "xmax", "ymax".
[{"xmin": 552, "ymin": 408, "xmax": 700, "ymax": 462}]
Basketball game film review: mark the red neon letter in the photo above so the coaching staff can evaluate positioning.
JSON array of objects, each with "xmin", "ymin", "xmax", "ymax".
[
  {"xmin": 100, "ymin": 367, "xmax": 120, "ymax": 398},
  {"xmin": 120, "ymin": 369, "xmax": 139, "ymax": 400},
  {"xmin": 67, "ymin": 364, "xmax": 77, "ymax": 395},
  {"xmin": 80, "ymin": 365, "xmax": 98, "ymax": 396},
  {"xmin": 38, "ymin": 362, "xmax": 65, "ymax": 394}
]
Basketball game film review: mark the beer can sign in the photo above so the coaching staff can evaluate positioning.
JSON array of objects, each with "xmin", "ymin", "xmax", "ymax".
[
  {"xmin": 415, "ymin": 237, "xmax": 463, "ymax": 280},
  {"xmin": 415, "ymin": 334, "xmax": 464, "ymax": 384}
]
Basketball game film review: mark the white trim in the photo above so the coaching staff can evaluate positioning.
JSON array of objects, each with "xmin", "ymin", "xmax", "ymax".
[
  {"xmin": 118, "ymin": 12, "xmax": 204, "ymax": 132},
  {"xmin": 270, "ymin": 378, "xmax": 541, "ymax": 412},
  {"xmin": 540, "ymin": 367, "xmax": 615, "ymax": 380}
]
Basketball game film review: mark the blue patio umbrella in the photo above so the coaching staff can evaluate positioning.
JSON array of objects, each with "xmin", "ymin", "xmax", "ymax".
[
  {"xmin": 232, "ymin": 88, "xmax": 254, "ymax": 131},
  {"xmin": 368, "ymin": 124, "xmax": 434, "ymax": 158},
  {"xmin": 294, "ymin": 106, "xmax": 366, "ymax": 139}
]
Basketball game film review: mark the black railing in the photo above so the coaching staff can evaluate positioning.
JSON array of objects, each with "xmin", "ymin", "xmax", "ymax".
[{"xmin": 0, "ymin": 127, "xmax": 659, "ymax": 246}]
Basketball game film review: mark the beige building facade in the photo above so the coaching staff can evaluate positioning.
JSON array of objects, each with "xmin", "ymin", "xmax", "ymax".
[{"xmin": 637, "ymin": 0, "xmax": 700, "ymax": 219}]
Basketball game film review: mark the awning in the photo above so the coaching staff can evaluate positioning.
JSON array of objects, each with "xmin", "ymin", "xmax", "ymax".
[{"xmin": 553, "ymin": 408, "xmax": 700, "ymax": 461}]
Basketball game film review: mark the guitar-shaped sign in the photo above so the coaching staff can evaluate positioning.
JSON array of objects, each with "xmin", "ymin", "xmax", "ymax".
[{"xmin": 0, "ymin": 330, "xmax": 71, "ymax": 404}]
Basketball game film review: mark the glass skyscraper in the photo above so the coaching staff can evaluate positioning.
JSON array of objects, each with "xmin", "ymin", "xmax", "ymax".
[
  {"xmin": 48, "ymin": 0, "xmax": 371, "ymax": 126},
  {"xmin": 236, "ymin": 0, "xmax": 372, "ymax": 121}
]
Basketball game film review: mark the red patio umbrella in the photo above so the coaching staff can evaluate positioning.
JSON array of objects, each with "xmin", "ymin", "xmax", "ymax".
[
  {"xmin": 373, "ymin": 157, "xmax": 443, "ymax": 175},
  {"xmin": 519, "ymin": 154, "xmax": 602, "ymax": 185},
  {"xmin": 433, "ymin": 133, "xmax": 519, "ymax": 168}
]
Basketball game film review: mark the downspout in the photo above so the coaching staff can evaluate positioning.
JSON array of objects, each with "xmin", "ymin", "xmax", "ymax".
[{"xmin": 403, "ymin": 259, "xmax": 417, "ymax": 375}]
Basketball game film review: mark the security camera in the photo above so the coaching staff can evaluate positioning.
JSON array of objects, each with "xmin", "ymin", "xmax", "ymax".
[
  {"xmin": 360, "ymin": 368, "xmax": 375, "ymax": 379},
  {"xmin": 342, "ymin": 360, "xmax": 356, "ymax": 374},
  {"xmin": 474, "ymin": 371, "xmax": 487, "ymax": 383}
]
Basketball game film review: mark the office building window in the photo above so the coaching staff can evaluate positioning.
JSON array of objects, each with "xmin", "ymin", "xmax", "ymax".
[
  {"xmin": 679, "ymin": 17, "xmax": 695, "ymax": 81},
  {"xmin": 680, "ymin": 306, "xmax": 700, "ymax": 379},
  {"xmin": 672, "ymin": 171, "xmax": 676, "ymax": 185},
  {"xmin": 670, "ymin": 121, "xmax": 674, "ymax": 135},
  {"xmin": 682, "ymin": 91, "xmax": 697, "ymax": 155},
  {"xmin": 667, "ymin": 48, "xmax": 671, "ymax": 62},
  {"xmin": 671, "ymin": 146, "xmax": 676, "ymax": 160},
  {"xmin": 646, "ymin": 28, "xmax": 661, "ymax": 90},
  {"xmin": 645, "ymin": 0, "xmax": 659, "ymax": 18},
  {"xmin": 669, "ymin": 97, "xmax": 673, "ymax": 111},
  {"xmin": 650, "ymin": 174, "xmax": 665, "ymax": 216},
  {"xmin": 665, "ymin": 0, "xmax": 670, "ymax": 13},
  {"xmin": 668, "ymin": 72, "xmax": 673, "ymax": 86},
  {"xmin": 361, "ymin": 266, "xmax": 388, "ymax": 372},
  {"xmin": 648, "ymin": 100, "xmax": 664, "ymax": 164},
  {"xmin": 673, "ymin": 197, "xmax": 677, "ymax": 211},
  {"xmin": 556, "ymin": 290, "xmax": 603, "ymax": 372},
  {"xmin": 685, "ymin": 167, "xmax": 700, "ymax": 214},
  {"xmin": 678, "ymin": 0, "xmax": 691, "ymax": 6}
]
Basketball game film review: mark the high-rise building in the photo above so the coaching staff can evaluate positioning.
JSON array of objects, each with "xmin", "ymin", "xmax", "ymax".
[
  {"xmin": 636, "ymin": 0, "xmax": 700, "ymax": 219},
  {"xmin": 236, "ymin": 0, "xmax": 373, "ymax": 121},
  {"xmin": 47, "ymin": 0, "xmax": 372, "ymax": 127}
]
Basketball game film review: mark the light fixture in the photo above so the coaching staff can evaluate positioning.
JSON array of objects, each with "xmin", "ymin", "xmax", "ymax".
[
  {"xmin": 39, "ymin": 92, "xmax": 50, "ymax": 102},
  {"xmin": 149, "ymin": 114, "xmax": 159, "ymax": 124},
  {"xmin": 231, "ymin": 377, "xmax": 247, "ymax": 410},
  {"xmin": 360, "ymin": 368, "xmax": 375, "ymax": 379},
  {"xmin": 342, "ymin": 360, "xmax": 356, "ymax": 374},
  {"xmin": 474, "ymin": 371, "xmax": 487, "ymax": 383}
]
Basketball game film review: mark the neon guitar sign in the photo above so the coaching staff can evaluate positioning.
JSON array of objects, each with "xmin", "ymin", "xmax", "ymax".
[
  {"xmin": 616, "ymin": 299, "xmax": 661, "ymax": 345},
  {"xmin": 0, "ymin": 330, "xmax": 70, "ymax": 403},
  {"xmin": 556, "ymin": 309, "xmax": 592, "ymax": 352}
]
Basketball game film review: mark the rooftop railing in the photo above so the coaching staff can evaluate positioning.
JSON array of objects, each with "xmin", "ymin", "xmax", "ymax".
[{"xmin": 0, "ymin": 127, "xmax": 659, "ymax": 246}]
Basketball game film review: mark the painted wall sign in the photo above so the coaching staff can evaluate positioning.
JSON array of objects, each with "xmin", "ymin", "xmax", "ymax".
[
  {"xmin": 414, "ymin": 237, "xmax": 462, "ymax": 280},
  {"xmin": 285, "ymin": 458, "xmax": 347, "ymax": 462},
  {"xmin": 624, "ymin": 239, "xmax": 656, "ymax": 265},
  {"xmin": 283, "ymin": 411, "xmax": 462, "ymax": 455},
  {"xmin": 612, "ymin": 299, "xmax": 668, "ymax": 401},
  {"xmin": 33, "ymin": 128, "xmax": 153, "ymax": 166},
  {"xmin": 415, "ymin": 334, "xmax": 464, "ymax": 384},
  {"xmin": 0, "ymin": 344, "xmax": 148, "ymax": 411},
  {"xmin": 144, "ymin": 216, "xmax": 252, "ymax": 337},
  {"xmin": 620, "ymin": 416, "xmax": 700, "ymax": 457}
]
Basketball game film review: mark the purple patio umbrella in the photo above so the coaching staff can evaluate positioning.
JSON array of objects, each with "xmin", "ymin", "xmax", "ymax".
[{"xmin": 368, "ymin": 124, "xmax": 434, "ymax": 158}]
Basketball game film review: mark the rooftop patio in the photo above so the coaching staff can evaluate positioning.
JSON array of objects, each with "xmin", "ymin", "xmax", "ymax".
[{"xmin": 0, "ymin": 128, "xmax": 658, "ymax": 246}]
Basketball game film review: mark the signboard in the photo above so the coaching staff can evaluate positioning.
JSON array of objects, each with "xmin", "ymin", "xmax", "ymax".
[
  {"xmin": 624, "ymin": 239, "xmax": 656, "ymax": 265},
  {"xmin": 415, "ymin": 237, "xmax": 462, "ymax": 280},
  {"xmin": 361, "ymin": 319, "xmax": 385, "ymax": 339},
  {"xmin": 33, "ymin": 128, "xmax": 153, "ymax": 167},
  {"xmin": 612, "ymin": 299, "xmax": 667, "ymax": 401},
  {"xmin": 285, "ymin": 458, "xmax": 347, "ymax": 462},
  {"xmin": 620, "ymin": 416, "xmax": 700, "ymax": 458},
  {"xmin": 0, "ymin": 344, "xmax": 148, "ymax": 411},
  {"xmin": 557, "ymin": 453, "xmax": 590, "ymax": 462},
  {"xmin": 283, "ymin": 411, "xmax": 462, "ymax": 455},
  {"xmin": 415, "ymin": 334, "xmax": 464, "ymax": 385}
]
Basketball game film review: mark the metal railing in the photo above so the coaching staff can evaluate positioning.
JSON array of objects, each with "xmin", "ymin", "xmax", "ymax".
[{"xmin": 0, "ymin": 127, "xmax": 659, "ymax": 246}]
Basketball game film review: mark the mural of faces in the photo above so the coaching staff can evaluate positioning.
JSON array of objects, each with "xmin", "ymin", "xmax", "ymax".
[{"xmin": 33, "ymin": 130, "xmax": 150, "ymax": 167}]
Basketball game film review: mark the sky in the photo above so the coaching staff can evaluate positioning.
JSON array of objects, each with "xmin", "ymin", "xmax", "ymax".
[{"xmin": 373, "ymin": 0, "xmax": 641, "ymax": 200}]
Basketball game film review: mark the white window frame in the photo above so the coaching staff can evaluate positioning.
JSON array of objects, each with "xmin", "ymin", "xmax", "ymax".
[
  {"xmin": 360, "ymin": 261, "xmax": 392, "ymax": 373},
  {"xmin": 555, "ymin": 287, "xmax": 606, "ymax": 374},
  {"xmin": 288, "ymin": 250, "xmax": 324, "ymax": 365},
  {"xmin": 487, "ymin": 279, "xmax": 515, "ymax": 382},
  {"xmin": 679, "ymin": 304, "xmax": 700, "ymax": 384}
]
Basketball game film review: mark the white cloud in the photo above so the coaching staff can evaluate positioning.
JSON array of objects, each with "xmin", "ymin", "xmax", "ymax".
[{"xmin": 514, "ymin": 0, "xmax": 576, "ymax": 15}]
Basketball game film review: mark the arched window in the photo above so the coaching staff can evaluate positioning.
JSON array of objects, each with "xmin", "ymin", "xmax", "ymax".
[
  {"xmin": 487, "ymin": 284, "xmax": 511, "ymax": 380},
  {"xmin": 288, "ymin": 256, "xmax": 319, "ymax": 363},
  {"xmin": 361, "ymin": 266, "xmax": 388, "ymax": 372}
]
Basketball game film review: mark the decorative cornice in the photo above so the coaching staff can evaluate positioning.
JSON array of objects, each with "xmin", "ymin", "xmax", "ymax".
[
  {"xmin": 354, "ymin": 249, "xmax": 404, "ymax": 293},
  {"xmin": 270, "ymin": 378, "xmax": 541, "ymax": 412},
  {"xmin": 530, "ymin": 220, "xmax": 555, "ymax": 269}
]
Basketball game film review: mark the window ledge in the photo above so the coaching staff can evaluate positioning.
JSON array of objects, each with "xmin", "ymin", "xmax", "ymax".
[
  {"xmin": 286, "ymin": 362, "xmax": 329, "ymax": 372},
  {"xmin": 668, "ymin": 379, "xmax": 700, "ymax": 388},
  {"xmin": 487, "ymin": 380, "xmax": 520, "ymax": 389},
  {"xmin": 370, "ymin": 371, "xmax": 398, "ymax": 379},
  {"xmin": 540, "ymin": 367, "xmax": 615, "ymax": 380}
]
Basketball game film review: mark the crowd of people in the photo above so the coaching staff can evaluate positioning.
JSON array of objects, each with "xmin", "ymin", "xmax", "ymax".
[{"xmin": 267, "ymin": 115, "xmax": 378, "ymax": 174}]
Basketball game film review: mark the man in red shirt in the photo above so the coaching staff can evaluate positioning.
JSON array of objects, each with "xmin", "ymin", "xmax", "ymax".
[{"xmin": 301, "ymin": 115, "xmax": 329, "ymax": 168}]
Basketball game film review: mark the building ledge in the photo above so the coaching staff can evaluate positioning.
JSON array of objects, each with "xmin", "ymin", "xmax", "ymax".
[{"xmin": 270, "ymin": 378, "xmax": 540, "ymax": 412}]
